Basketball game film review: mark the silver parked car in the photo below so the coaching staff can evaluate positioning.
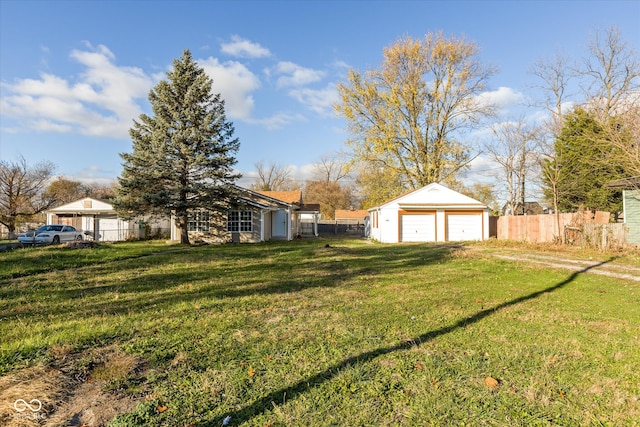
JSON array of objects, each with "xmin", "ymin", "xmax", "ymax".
[{"xmin": 18, "ymin": 225, "xmax": 83, "ymax": 245}]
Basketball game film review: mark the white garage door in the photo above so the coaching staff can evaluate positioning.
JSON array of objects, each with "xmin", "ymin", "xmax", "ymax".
[
  {"xmin": 447, "ymin": 214, "xmax": 482, "ymax": 241},
  {"xmin": 401, "ymin": 214, "xmax": 436, "ymax": 242}
]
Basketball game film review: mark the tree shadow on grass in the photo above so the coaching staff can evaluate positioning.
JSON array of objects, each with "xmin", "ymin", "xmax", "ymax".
[
  {"xmin": 0, "ymin": 241, "xmax": 460, "ymax": 374},
  {"xmin": 215, "ymin": 256, "xmax": 618, "ymax": 424},
  {"xmin": 0, "ymin": 241, "xmax": 457, "ymax": 319}
]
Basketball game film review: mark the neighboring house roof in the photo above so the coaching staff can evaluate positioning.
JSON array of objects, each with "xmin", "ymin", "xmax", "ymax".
[
  {"xmin": 368, "ymin": 183, "xmax": 487, "ymax": 210},
  {"xmin": 502, "ymin": 201, "xmax": 544, "ymax": 216},
  {"xmin": 298, "ymin": 203, "xmax": 321, "ymax": 213},
  {"xmin": 606, "ymin": 176, "xmax": 640, "ymax": 188},
  {"xmin": 256, "ymin": 190, "xmax": 302, "ymax": 205},
  {"xmin": 335, "ymin": 209, "xmax": 369, "ymax": 220},
  {"xmin": 47, "ymin": 197, "xmax": 116, "ymax": 214}
]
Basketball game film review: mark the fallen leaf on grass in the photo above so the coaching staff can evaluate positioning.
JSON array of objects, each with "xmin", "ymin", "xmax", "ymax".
[
  {"xmin": 432, "ymin": 377, "xmax": 439, "ymax": 389},
  {"xmin": 157, "ymin": 405, "xmax": 167, "ymax": 413},
  {"xmin": 248, "ymin": 366, "xmax": 255, "ymax": 377},
  {"xmin": 484, "ymin": 376, "xmax": 499, "ymax": 389},
  {"xmin": 414, "ymin": 363, "xmax": 424, "ymax": 371}
]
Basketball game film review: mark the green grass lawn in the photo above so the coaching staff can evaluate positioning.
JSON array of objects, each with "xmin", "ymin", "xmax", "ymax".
[{"xmin": 1, "ymin": 239, "xmax": 638, "ymax": 426}]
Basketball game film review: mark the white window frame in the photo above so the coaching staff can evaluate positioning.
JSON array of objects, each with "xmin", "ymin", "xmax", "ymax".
[
  {"xmin": 187, "ymin": 210, "xmax": 210, "ymax": 232},
  {"xmin": 227, "ymin": 210, "xmax": 253, "ymax": 232}
]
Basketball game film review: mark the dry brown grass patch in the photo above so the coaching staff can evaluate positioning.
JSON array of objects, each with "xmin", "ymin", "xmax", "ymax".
[{"xmin": 0, "ymin": 345, "xmax": 145, "ymax": 427}]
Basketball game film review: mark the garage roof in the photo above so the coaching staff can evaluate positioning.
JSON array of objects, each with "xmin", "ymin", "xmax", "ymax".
[{"xmin": 47, "ymin": 197, "xmax": 116, "ymax": 214}]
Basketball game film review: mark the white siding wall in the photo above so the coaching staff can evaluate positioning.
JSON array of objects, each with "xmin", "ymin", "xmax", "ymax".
[
  {"xmin": 436, "ymin": 210, "xmax": 446, "ymax": 242},
  {"xmin": 378, "ymin": 205, "xmax": 399, "ymax": 243}
]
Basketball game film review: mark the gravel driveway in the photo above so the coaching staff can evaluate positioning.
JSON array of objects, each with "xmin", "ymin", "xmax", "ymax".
[{"xmin": 492, "ymin": 253, "xmax": 640, "ymax": 282}]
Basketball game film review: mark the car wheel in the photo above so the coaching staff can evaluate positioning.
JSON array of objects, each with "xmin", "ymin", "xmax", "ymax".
[
  {"xmin": 76, "ymin": 235, "xmax": 83, "ymax": 241},
  {"xmin": 52, "ymin": 235, "xmax": 60, "ymax": 244}
]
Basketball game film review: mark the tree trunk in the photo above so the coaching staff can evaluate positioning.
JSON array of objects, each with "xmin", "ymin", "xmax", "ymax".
[
  {"xmin": 7, "ymin": 223, "xmax": 16, "ymax": 240},
  {"xmin": 554, "ymin": 196, "xmax": 563, "ymax": 245},
  {"xmin": 521, "ymin": 176, "xmax": 526, "ymax": 215},
  {"xmin": 177, "ymin": 215, "xmax": 190, "ymax": 245}
]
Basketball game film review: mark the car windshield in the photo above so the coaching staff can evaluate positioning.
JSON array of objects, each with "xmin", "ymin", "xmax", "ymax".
[{"xmin": 39, "ymin": 225, "xmax": 64, "ymax": 232}]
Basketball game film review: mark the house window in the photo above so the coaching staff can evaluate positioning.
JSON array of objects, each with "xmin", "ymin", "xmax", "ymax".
[
  {"xmin": 188, "ymin": 210, "xmax": 210, "ymax": 232},
  {"xmin": 228, "ymin": 210, "xmax": 253, "ymax": 232}
]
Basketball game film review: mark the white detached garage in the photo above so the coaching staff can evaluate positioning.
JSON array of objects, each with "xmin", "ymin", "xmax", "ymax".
[{"xmin": 368, "ymin": 183, "xmax": 489, "ymax": 243}]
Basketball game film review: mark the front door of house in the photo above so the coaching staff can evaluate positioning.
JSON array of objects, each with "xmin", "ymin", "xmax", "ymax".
[{"xmin": 272, "ymin": 210, "xmax": 287, "ymax": 238}]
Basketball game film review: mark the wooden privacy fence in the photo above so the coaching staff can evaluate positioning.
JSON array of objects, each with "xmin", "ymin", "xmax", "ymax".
[{"xmin": 496, "ymin": 211, "xmax": 624, "ymax": 249}]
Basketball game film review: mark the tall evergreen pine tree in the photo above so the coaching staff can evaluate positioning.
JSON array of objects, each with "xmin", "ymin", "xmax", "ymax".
[
  {"xmin": 542, "ymin": 107, "xmax": 624, "ymax": 213},
  {"xmin": 114, "ymin": 50, "xmax": 240, "ymax": 244}
]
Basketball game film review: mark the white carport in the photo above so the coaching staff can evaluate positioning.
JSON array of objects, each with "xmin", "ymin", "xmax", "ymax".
[
  {"xmin": 46, "ymin": 198, "xmax": 169, "ymax": 241},
  {"xmin": 367, "ymin": 183, "xmax": 489, "ymax": 243}
]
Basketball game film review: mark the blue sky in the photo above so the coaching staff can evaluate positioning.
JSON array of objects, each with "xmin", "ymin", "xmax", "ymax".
[{"xmin": 1, "ymin": 0, "xmax": 639, "ymax": 190}]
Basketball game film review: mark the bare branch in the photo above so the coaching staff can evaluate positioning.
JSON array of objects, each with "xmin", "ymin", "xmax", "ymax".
[{"xmin": 251, "ymin": 161, "xmax": 295, "ymax": 191}]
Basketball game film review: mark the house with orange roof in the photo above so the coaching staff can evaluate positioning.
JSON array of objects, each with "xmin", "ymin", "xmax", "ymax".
[
  {"xmin": 334, "ymin": 209, "xmax": 370, "ymax": 222},
  {"xmin": 256, "ymin": 190, "xmax": 302, "ymax": 205}
]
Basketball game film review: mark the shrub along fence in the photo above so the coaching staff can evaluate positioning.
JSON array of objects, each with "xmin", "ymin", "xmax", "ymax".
[
  {"xmin": 568, "ymin": 223, "xmax": 627, "ymax": 250},
  {"xmin": 495, "ymin": 211, "xmax": 627, "ymax": 249}
]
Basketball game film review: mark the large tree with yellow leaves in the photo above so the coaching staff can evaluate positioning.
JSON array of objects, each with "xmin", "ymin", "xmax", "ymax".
[{"xmin": 336, "ymin": 32, "xmax": 496, "ymax": 205}]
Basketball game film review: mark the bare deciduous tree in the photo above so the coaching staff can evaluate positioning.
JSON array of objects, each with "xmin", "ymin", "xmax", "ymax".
[
  {"xmin": 484, "ymin": 118, "xmax": 539, "ymax": 216},
  {"xmin": 250, "ymin": 161, "xmax": 296, "ymax": 191},
  {"xmin": 579, "ymin": 27, "xmax": 640, "ymax": 179},
  {"xmin": 304, "ymin": 152, "xmax": 358, "ymax": 219},
  {"xmin": 0, "ymin": 157, "xmax": 57, "ymax": 238},
  {"xmin": 310, "ymin": 152, "xmax": 351, "ymax": 183},
  {"xmin": 580, "ymin": 26, "xmax": 640, "ymax": 121},
  {"xmin": 529, "ymin": 52, "xmax": 575, "ymax": 240}
]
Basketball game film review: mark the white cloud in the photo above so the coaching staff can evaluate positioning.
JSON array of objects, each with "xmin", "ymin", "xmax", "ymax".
[
  {"xmin": 459, "ymin": 155, "xmax": 503, "ymax": 186},
  {"xmin": 221, "ymin": 35, "xmax": 271, "ymax": 58},
  {"xmin": 1, "ymin": 44, "xmax": 153, "ymax": 138},
  {"xmin": 246, "ymin": 112, "xmax": 306, "ymax": 130},
  {"xmin": 0, "ymin": 45, "xmax": 266, "ymax": 137},
  {"xmin": 2, "ymin": 42, "xmax": 338, "ymax": 138},
  {"xmin": 332, "ymin": 60, "xmax": 350, "ymax": 70},
  {"xmin": 292, "ymin": 162, "xmax": 317, "ymax": 181},
  {"xmin": 32, "ymin": 119, "xmax": 73, "ymax": 133},
  {"xmin": 288, "ymin": 83, "xmax": 339, "ymax": 115},
  {"xmin": 476, "ymin": 86, "xmax": 525, "ymax": 110},
  {"xmin": 274, "ymin": 61, "xmax": 325, "ymax": 88},
  {"xmin": 67, "ymin": 166, "xmax": 119, "ymax": 185},
  {"xmin": 198, "ymin": 57, "xmax": 261, "ymax": 119}
]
